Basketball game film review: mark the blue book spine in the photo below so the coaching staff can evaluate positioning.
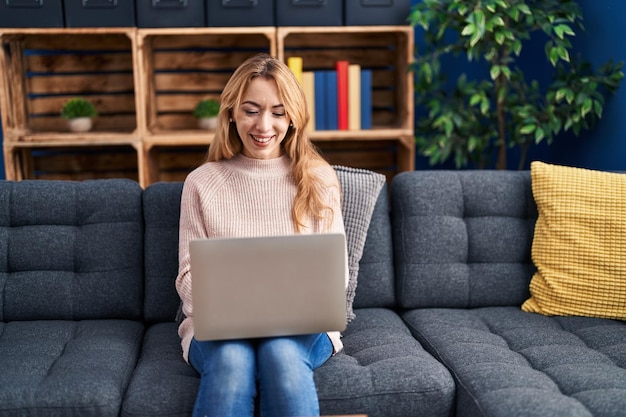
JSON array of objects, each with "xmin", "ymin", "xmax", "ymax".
[
  {"xmin": 314, "ymin": 71, "xmax": 327, "ymax": 131},
  {"xmin": 360, "ymin": 69, "xmax": 372, "ymax": 130},
  {"xmin": 325, "ymin": 70, "xmax": 338, "ymax": 131}
]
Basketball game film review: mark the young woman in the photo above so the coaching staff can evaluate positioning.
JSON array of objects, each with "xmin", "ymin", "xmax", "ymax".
[{"xmin": 175, "ymin": 53, "xmax": 348, "ymax": 417}]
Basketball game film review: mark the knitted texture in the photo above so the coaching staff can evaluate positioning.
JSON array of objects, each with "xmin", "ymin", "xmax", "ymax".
[
  {"xmin": 333, "ymin": 165, "xmax": 386, "ymax": 322},
  {"xmin": 522, "ymin": 161, "xmax": 626, "ymax": 320}
]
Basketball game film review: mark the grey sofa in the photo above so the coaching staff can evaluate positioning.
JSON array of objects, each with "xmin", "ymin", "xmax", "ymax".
[{"xmin": 1, "ymin": 169, "xmax": 625, "ymax": 417}]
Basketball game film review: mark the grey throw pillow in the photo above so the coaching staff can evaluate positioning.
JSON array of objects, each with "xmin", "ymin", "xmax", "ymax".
[{"xmin": 333, "ymin": 165, "xmax": 386, "ymax": 322}]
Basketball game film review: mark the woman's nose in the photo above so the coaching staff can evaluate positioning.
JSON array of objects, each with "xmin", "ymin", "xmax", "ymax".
[{"xmin": 256, "ymin": 112, "xmax": 271, "ymax": 131}]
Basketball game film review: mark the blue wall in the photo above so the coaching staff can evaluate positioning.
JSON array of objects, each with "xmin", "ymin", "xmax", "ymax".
[
  {"xmin": 538, "ymin": 0, "xmax": 626, "ymax": 171},
  {"xmin": 412, "ymin": 0, "xmax": 626, "ymax": 171}
]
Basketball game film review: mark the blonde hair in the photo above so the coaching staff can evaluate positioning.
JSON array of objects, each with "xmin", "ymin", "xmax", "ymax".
[{"xmin": 207, "ymin": 53, "xmax": 336, "ymax": 232}]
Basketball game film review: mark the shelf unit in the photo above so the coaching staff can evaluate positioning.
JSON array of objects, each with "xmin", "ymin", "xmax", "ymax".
[{"xmin": 1, "ymin": 26, "xmax": 414, "ymax": 187}]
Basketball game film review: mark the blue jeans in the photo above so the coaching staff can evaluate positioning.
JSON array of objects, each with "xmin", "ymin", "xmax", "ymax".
[{"xmin": 189, "ymin": 333, "xmax": 333, "ymax": 417}]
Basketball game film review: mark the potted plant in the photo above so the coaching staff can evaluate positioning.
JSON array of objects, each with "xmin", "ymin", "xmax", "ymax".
[
  {"xmin": 61, "ymin": 97, "xmax": 98, "ymax": 133},
  {"xmin": 193, "ymin": 98, "xmax": 220, "ymax": 130},
  {"xmin": 409, "ymin": 0, "xmax": 624, "ymax": 169}
]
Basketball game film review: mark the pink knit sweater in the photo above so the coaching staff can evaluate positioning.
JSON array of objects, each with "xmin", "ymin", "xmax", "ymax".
[{"xmin": 176, "ymin": 153, "xmax": 348, "ymax": 362}]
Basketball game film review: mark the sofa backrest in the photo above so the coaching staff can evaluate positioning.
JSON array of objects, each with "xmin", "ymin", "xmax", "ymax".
[
  {"xmin": 352, "ymin": 183, "xmax": 395, "ymax": 309},
  {"xmin": 142, "ymin": 176, "xmax": 396, "ymax": 324},
  {"xmin": 142, "ymin": 181, "xmax": 183, "ymax": 323},
  {"xmin": 0, "ymin": 179, "xmax": 144, "ymax": 322},
  {"xmin": 391, "ymin": 170, "xmax": 537, "ymax": 310}
]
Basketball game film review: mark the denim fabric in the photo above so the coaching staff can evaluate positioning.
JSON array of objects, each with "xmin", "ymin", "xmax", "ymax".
[{"xmin": 189, "ymin": 333, "xmax": 332, "ymax": 417}]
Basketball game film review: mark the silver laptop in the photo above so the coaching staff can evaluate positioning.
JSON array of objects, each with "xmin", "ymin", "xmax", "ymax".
[{"xmin": 190, "ymin": 233, "xmax": 347, "ymax": 341}]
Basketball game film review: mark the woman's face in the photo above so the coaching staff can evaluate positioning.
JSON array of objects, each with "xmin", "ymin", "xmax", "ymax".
[{"xmin": 233, "ymin": 77, "xmax": 291, "ymax": 160}]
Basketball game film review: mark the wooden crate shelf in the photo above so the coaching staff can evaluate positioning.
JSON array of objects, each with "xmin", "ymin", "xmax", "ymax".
[
  {"xmin": 277, "ymin": 26, "xmax": 414, "ymax": 132},
  {"xmin": 1, "ymin": 26, "xmax": 414, "ymax": 187},
  {"xmin": 0, "ymin": 28, "xmax": 140, "ymax": 138},
  {"xmin": 3, "ymin": 143, "xmax": 140, "ymax": 182},
  {"xmin": 137, "ymin": 27, "xmax": 276, "ymax": 137}
]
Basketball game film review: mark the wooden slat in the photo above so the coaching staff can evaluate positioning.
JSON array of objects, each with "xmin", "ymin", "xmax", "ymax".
[
  {"xmin": 149, "ymin": 33, "xmax": 272, "ymax": 50},
  {"xmin": 315, "ymin": 139, "xmax": 399, "ymax": 181},
  {"xmin": 283, "ymin": 49, "xmax": 397, "ymax": 70},
  {"xmin": 23, "ymin": 33, "xmax": 133, "ymax": 51},
  {"xmin": 153, "ymin": 114, "xmax": 200, "ymax": 131},
  {"xmin": 21, "ymin": 145, "xmax": 139, "ymax": 182},
  {"xmin": 29, "ymin": 94, "xmax": 136, "ymax": 115},
  {"xmin": 0, "ymin": 37, "xmax": 28, "ymax": 131},
  {"xmin": 156, "ymin": 93, "xmax": 220, "ymax": 113},
  {"xmin": 154, "ymin": 73, "xmax": 230, "ymax": 92},
  {"xmin": 26, "ymin": 52, "xmax": 133, "ymax": 73},
  {"xmin": 281, "ymin": 31, "xmax": 401, "ymax": 49},
  {"xmin": 153, "ymin": 51, "xmax": 259, "ymax": 72},
  {"xmin": 28, "ymin": 114, "xmax": 137, "ymax": 133},
  {"xmin": 33, "ymin": 149, "xmax": 137, "ymax": 172},
  {"xmin": 34, "ymin": 171, "xmax": 139, "ymax": 181},
  {"xmin": 28, "ymin": 73, "xmax": 135, "ymax": 95}
]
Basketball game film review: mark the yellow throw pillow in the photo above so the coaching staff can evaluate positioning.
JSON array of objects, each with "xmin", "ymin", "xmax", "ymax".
[{"xmin": 522, "ymin": 161, "xmax": 626, "ymax": 320}]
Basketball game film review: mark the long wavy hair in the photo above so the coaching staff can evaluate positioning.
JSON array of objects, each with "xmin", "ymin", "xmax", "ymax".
[{"xmin": 207, "ymin": 53, "xmax": 336, "ymax": 232}]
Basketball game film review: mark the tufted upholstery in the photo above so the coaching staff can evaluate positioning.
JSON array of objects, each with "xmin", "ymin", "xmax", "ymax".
[
  {"xmin": 142, "ymin": 181, "xmax": 184, "ymax": 323},
  {"xmin": 0, "ymin": 179, "xmax": 144, "ymax": 417},
  {"xmin": 393, "ymin": 171, "xmax": 626, "ymax": 417},
  {"xmin": 392, "ymin": 170, "xmax": 537, "ymax": 309}
]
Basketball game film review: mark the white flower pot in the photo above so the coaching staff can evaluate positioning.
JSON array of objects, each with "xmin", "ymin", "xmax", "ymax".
[
  {"xmin": 67, "ymin": 117, "xmax": 93, "ymax": 133},
  {"xmin": 197, "ymin": 117, "xmax": 218, "ymax": 130}
]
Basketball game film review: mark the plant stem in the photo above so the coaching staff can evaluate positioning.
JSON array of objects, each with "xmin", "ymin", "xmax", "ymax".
[{"xmin": 495, "ymin": 74, "xmax": 507, "ymax": 170}]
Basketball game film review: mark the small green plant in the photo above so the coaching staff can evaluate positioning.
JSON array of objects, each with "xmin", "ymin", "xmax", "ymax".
[
  {"xmin": 61, "ymin": 98, "xmax": 98, "ymax": 119},
  {"xmin": 193, "ymin": 99, "xmax": 220, "ymax": 119}
]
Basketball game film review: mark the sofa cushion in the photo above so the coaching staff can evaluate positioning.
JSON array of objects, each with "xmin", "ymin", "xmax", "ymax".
[
  {"xmin": 0, "ymin": 319, "xmax": 143, "ymax": 417},
  {"xmin": 522, "ymin": 161, "xmax": 626, "ymax": 320},
  {"xmin": 0, "ymin": 179, "xmax": 144, "ymax": 321},
  {"xmin": 121, "ymin": 322, "xmax": 198, "ymax": 417},
  {"xmin": 403, "ymin": 307, "xmax": 626, "ymax": 417},
  {"xmin": 316, "ymin": 308, "xmax": 455, "ymax": 417},
  {"xmin": 122, "ymin": 309, "xmax": 455, "ymax": 417},
  {"xmin": 333, "ymin": 166, "xmax": 386, "ymax": 321},
  {"xmin": 391, "ymin": 170, "xmax": 537, "ymax": 309}
]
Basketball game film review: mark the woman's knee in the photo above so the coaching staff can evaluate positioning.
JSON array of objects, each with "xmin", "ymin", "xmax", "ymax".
[
  {"xmin": 258, "ymin": 334, "xmax": 331, "ymax": 373},
  {"xmin": 190, "ymin": 338, "xmax": 256, "ymax": 378}
]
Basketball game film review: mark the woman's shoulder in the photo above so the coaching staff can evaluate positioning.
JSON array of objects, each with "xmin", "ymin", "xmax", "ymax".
[
  {"xmin": 183, "ymin": 160, "xmax": 233, "ymax": 191},
  {"xmin": 310, "ymin": 161, "xmax": 340, "ymax": 186}
]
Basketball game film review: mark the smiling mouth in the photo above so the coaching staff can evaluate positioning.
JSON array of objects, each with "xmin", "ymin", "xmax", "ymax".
[{"xmin": 251, "ymin": 135, "xmax": 273, "ymax": 144}]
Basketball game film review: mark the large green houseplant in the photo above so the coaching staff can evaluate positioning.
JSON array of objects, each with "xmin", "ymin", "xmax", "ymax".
[{"xmin": 410, "ymin": 0, "xmax": 623, "ymax": 169}]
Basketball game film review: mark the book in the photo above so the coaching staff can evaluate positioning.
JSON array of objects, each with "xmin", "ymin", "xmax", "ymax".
[
  {"xmin": 360, "ymin": 69, "xmax": 372, "ymax": 129},
  {"xmin": 325, "ymin": 70, "xmax": 338, "ymax": 131},
  {"xmin": 314, "ymin": 71, "xmax": 327, "ymax": 130},
  {"xmin": 287, "ymin": 56, "xmax": 303, "ymax": 85},
  {"xmin": 302, "ymin": 71, "xmax": 315, "ymax": 131},
  {"xmin": 335, "ymin": 60, "xmax": 349, "ymax": 130},
  {"xmin": 348, "ymin": 64, "xmax": 361, "ymax": 130}
]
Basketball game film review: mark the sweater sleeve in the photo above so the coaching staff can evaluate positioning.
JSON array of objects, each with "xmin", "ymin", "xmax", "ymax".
[{"xmin": 175, "ymin": 174, "xmax": 210, "ymax": 320}]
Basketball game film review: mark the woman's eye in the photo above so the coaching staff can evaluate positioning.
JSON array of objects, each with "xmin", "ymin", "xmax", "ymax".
[
  {"xmin": 273, "ymin": 113, "xmax": 286, "ymax": 117},
  {"xmin": 244, "ymin": 110, "xmax": 259, "ymax": 115}
]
